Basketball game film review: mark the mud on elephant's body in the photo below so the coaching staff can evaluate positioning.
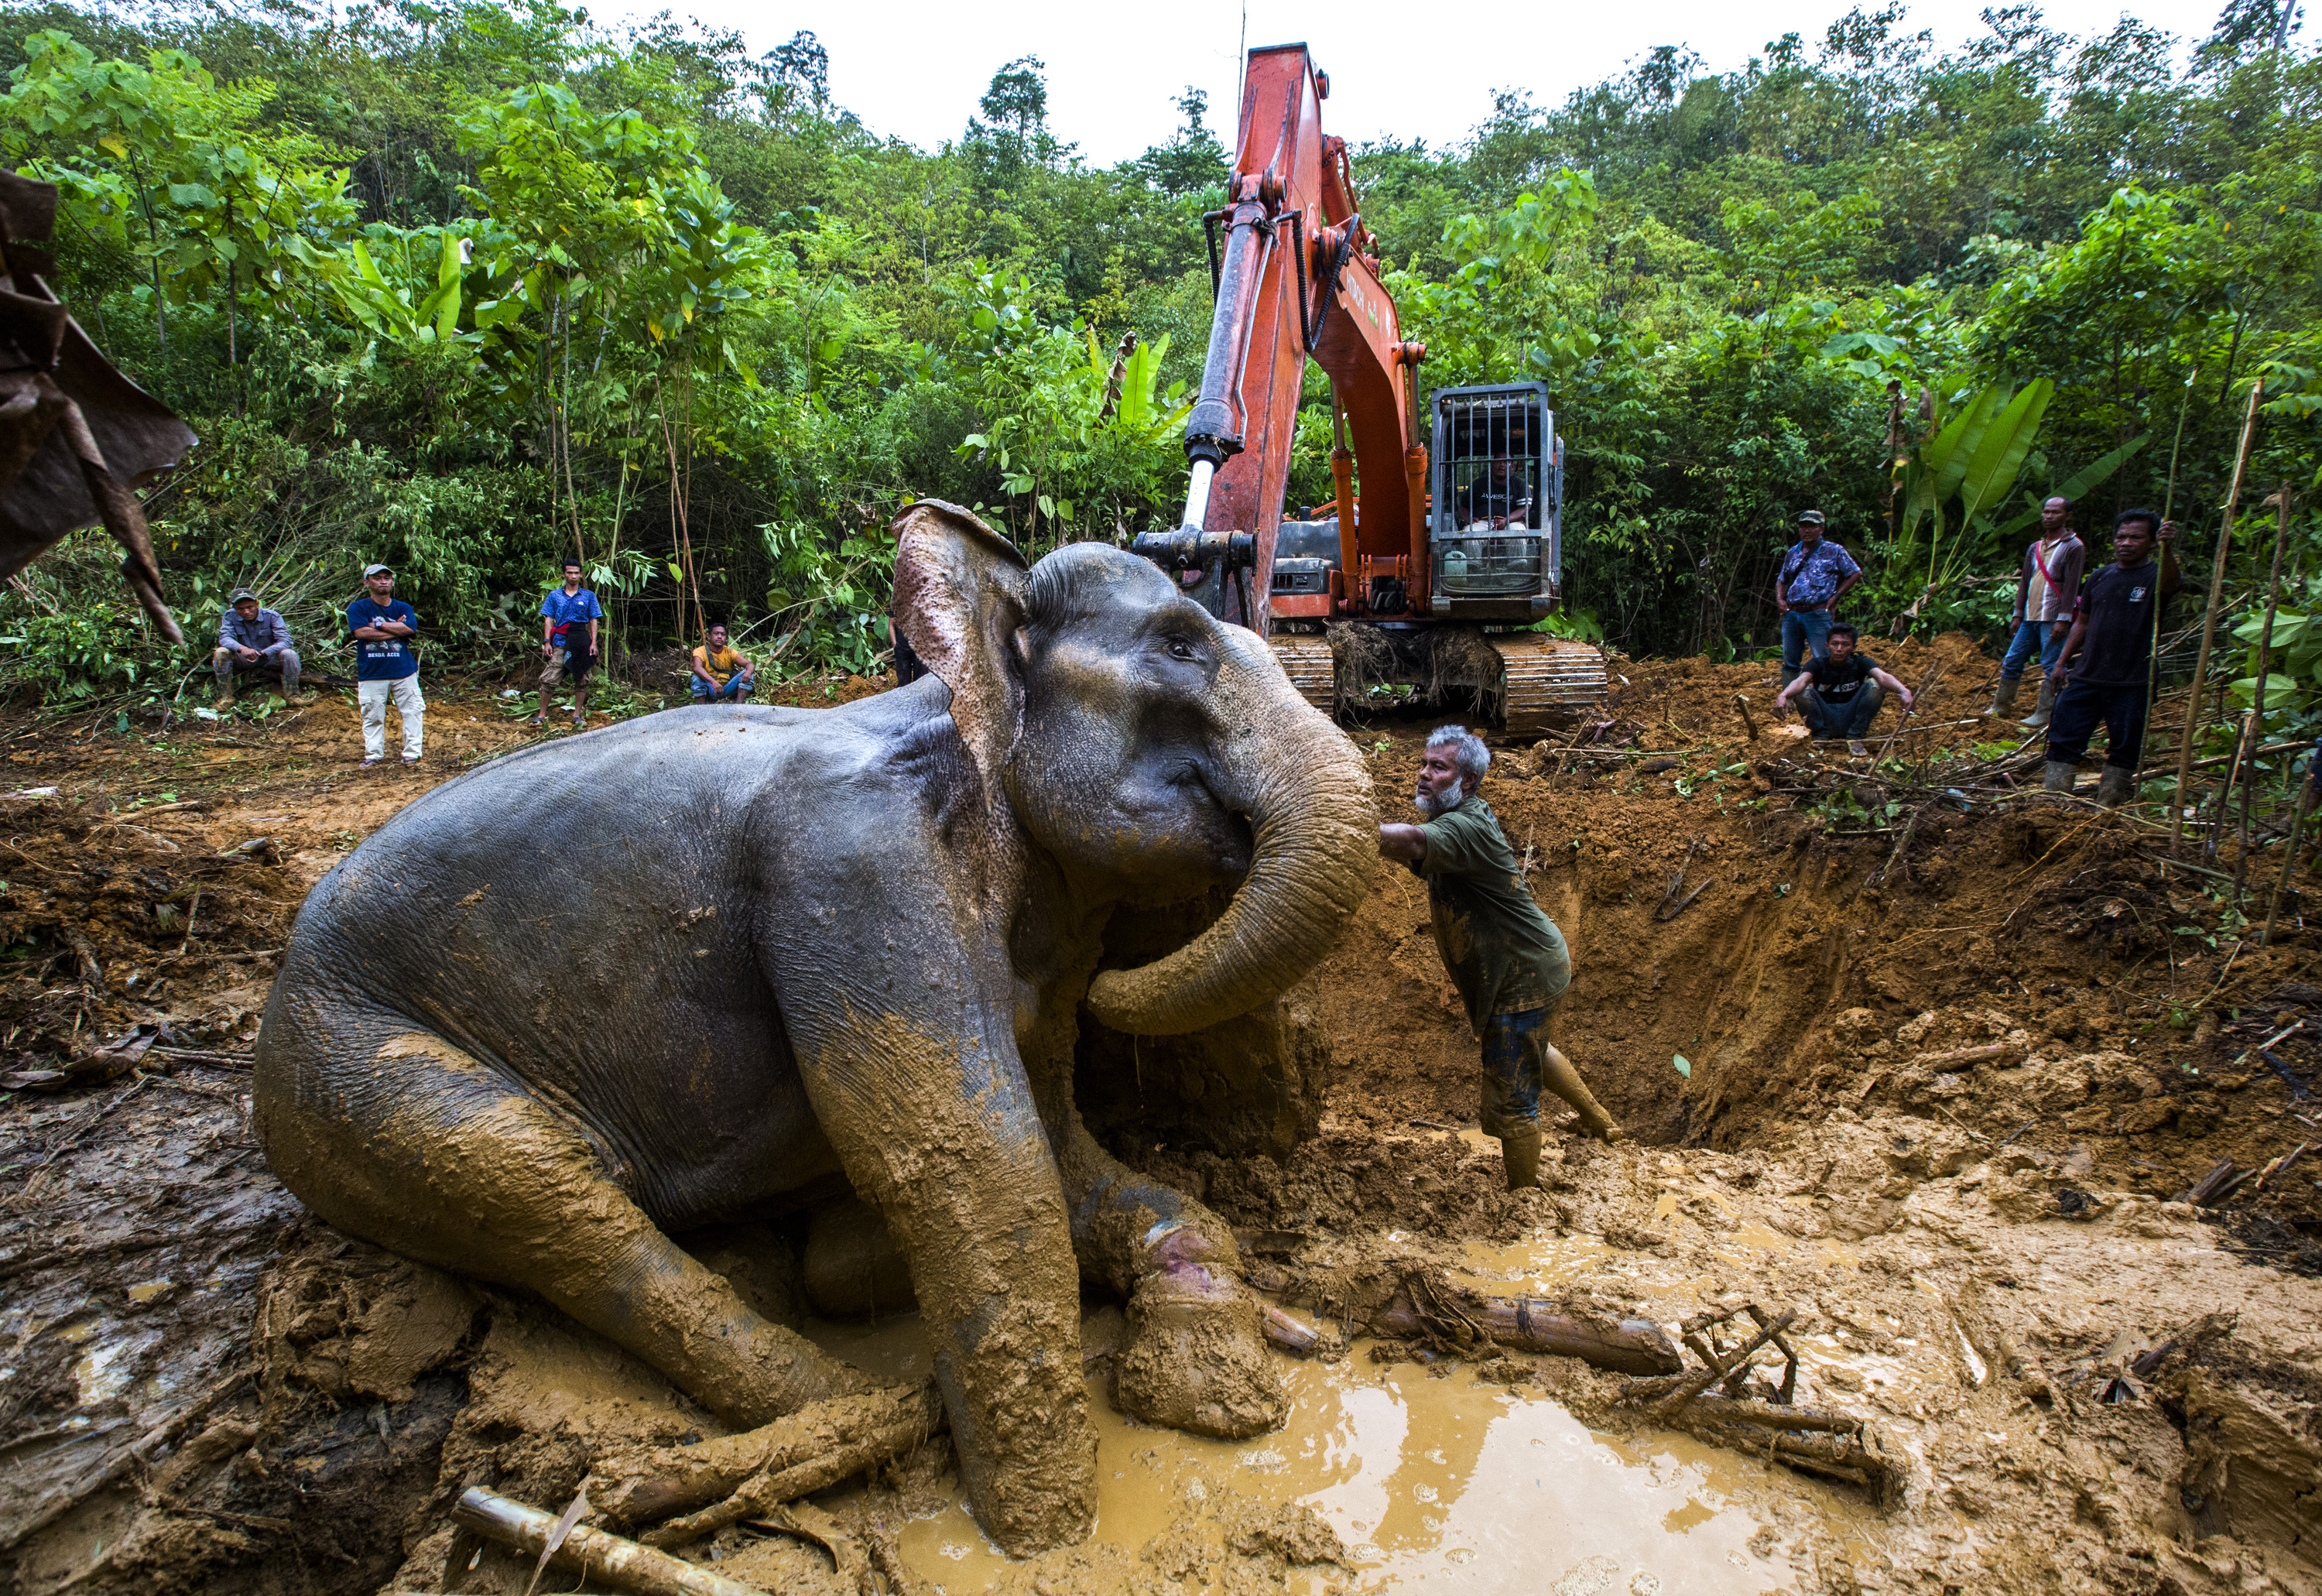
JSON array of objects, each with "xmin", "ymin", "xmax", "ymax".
[{"xmin": 252, "ymin": 505, "xmax": 1375, "ymax": 1554}]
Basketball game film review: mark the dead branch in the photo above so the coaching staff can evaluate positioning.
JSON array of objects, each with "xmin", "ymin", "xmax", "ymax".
[
  {"xmin": 450, "ymin": 1487, "xmax": 769, "ymax": 1596},
  {"xmin": 585, "ymin": 1385, "xmax": 943, "ymax": 1546}
]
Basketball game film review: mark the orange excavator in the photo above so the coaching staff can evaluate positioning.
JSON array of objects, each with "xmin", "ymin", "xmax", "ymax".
[{"xmin": 1129, "ymin": 44, "xmax": 1606, "ymax": 734}]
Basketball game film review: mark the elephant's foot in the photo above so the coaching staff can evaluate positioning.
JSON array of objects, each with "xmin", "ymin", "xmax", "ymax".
[{"xmin": 1112, "ymin": 1261, "xmax": 1288, "ymax": 1439}]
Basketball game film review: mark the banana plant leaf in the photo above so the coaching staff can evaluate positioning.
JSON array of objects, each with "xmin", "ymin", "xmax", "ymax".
[
  {"xmin": 1995, "ymin": 434, "xmax": 2150, "ymax": 538},
  {"xmin": 1956, "ymin": 379, "xmax": 2053, "ymax": 525}
]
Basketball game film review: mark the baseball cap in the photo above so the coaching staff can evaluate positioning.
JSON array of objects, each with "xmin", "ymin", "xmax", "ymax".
[
  {"xmin": 1796, "ymin": 510, "xmax": 1826, "ymax": 526},
  {"xmin": 228, "ymin": 588, "xmax": 256, "ymax": 605},
  {"xmin": 362, "ymin": 562, "xmax": 394, "ymax": 577}
]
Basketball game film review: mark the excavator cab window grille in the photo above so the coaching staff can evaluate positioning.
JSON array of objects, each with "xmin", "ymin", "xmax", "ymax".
[{"xmin": 1435, "ymin": 391, "xmax": 1547, "ymax": 598}]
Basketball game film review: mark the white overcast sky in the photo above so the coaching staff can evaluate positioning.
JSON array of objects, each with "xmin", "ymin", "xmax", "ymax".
[{"xmin": 600, "ymin": 0, "xmax": 2224, "ymax": 164}]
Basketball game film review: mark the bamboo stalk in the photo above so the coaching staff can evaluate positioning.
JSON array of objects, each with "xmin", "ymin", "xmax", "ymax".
[
  {"xmin": 2208, "ymin": 711, "xmax": 2258, "ymax": 865},
  {"xmin": 2236, "ymin": 485, "xmax": 2295, "ymax": 899},
  {"xmin": 2174, "ymin": 381, "xmax": 2264, "ymax": 848},
  {"xmin": 2261, "ymin": 787, "xmax": 2308, "ymax": 948},
  {"xmin": 2142, "ymin": 372, "xmax": 2198, "ymax": 784}
]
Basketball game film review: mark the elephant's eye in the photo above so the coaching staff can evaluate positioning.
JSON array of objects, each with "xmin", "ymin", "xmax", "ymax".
[{"xmin": 1165, "ymin": 638, "xmax": 1195, "ymax": 662}]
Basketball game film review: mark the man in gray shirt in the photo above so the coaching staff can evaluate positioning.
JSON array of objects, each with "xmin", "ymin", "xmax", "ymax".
[{"xmin": 213, "ymin": 589, "xmax": 307, "ymax": 707}]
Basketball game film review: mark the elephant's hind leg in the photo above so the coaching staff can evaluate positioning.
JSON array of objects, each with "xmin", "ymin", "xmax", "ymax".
[{"xmin": 259, "ymin": 1026, "xmax": 875, "ymax": 1426}]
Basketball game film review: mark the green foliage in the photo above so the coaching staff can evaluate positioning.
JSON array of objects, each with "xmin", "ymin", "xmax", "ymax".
[{"xmin": 0, "ymin": 0, "xmax": 2317, "ymax": 703}]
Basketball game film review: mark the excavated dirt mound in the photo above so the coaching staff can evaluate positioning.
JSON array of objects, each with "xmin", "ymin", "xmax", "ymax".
[{"xmin": 6, "ymin": 642, "xmax": 2321, "ymax": 1596}]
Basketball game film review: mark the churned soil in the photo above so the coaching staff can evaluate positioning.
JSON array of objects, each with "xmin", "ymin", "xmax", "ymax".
[{"xmin": 4, "ymin": 645, "xmax": 2319, "ymax": 1596}]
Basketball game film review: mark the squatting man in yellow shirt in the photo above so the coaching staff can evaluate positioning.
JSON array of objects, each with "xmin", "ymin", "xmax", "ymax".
[{"xmin": 1377, "ymin": 724, "xmax": 1622, "ymax": 1190}]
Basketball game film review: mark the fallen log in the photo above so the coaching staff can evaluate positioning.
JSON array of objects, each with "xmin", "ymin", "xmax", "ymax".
[
  {"xmin": 450, "ymin": 1487, "xmax": 768, "ymax": 1596},
  {"xmin": 1370, "ymin": 1288, "xmax": 1683, "ymax": 1376},
  {"xmin": 585, "ymin": 1384, "xmax": 942, "ymax": 1543}
]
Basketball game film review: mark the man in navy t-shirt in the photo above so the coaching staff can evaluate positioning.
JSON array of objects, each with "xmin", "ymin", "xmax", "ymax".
[
  {"xmin": 347, "ymin": 562, "xmax": 423, "ymax": 767},
  {"xmin": 2043, "ymin": 509, "xmax": 2179, "ymax": 806},
  {"xmin": 531, "ymin": 558, "xmax": 604, "ymax": 729}
]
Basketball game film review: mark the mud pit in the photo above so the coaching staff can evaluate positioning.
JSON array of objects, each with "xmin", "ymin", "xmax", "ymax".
[{"xmin": 5, "ymin": 652, "xmax": 2321, "ymax": 1596}]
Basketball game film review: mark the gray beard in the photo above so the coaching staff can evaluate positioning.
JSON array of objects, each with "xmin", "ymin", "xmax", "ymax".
[{"xmin": 1415, "ymin": 778, "xmax": 1464, "ymax": 818}]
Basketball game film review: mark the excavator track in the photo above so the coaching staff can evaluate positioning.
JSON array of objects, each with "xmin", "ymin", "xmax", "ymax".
[
  {"xmin": 1491, "ymin": 635, "xmax": 1609, "ymax": 739},
  {"xmin": 1269, "ymin": 635, "xmax": 1337, "ymax": 714}
]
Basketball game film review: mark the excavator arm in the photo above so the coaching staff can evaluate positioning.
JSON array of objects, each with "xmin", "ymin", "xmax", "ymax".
[
  {"xmin": 1132, "ymin": 45, "xmax": 1606, "ymax": 731},
  {"xmin": 1135, "ymin": 44, "xmax": 1425, "ymax": 632}
]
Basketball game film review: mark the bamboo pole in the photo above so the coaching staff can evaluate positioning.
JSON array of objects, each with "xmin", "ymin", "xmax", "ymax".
[
  {"xmin": 2172, "ymin": 381, "xmax": 2265, "ymax": 848},
  {"xmin": 2235, "ymin": 487, "xmax": 2294, "ymax": 898},
  {"xmin": 2142, "ymin": 368, "xmax": 2200, "ymax": 786},
  {"xmin": 2209, "ymin": 711, "xmax": 2258, "ymax": 865}
]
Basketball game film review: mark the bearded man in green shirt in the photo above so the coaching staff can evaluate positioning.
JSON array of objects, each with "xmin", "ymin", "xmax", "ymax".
[{"xmin": 1378, "ymin": 725, "xmax": 1622, "ymax": 1188}]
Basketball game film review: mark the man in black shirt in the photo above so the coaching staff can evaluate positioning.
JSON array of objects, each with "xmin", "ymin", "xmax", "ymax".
[
  {"xmin": 1456, "ymin": 458, "xmax": 1536, "ymax": 528},
  {"xmin": 1772, "ymin": 624, "xmax": 1914, "ymax": 755},
  {"xmin": 2044, "ymin": 509, "xmax": 2180, "ymax": 806}
]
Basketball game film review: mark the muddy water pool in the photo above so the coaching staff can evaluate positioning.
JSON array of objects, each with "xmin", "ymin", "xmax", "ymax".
[{"xmin": 806, "ymin": 1238, "xmax": 1881, "ymax": 1594}]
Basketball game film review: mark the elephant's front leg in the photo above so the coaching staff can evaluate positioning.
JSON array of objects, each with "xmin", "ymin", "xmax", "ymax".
[
  {"xmin": 1057, "ymin": 1116, "xmax": 1289, "ymax": 1439},
  {"xmin": 796, "ymin": 1012, "xmax": 1096, "ymax": 1556}
]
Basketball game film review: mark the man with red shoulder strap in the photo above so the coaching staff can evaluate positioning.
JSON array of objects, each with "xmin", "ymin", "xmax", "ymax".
[{"xmin": 1987, "ymin": 497, "xmax": 2084, "ymax": 728}]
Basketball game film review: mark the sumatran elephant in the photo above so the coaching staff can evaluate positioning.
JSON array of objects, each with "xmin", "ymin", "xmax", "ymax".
[{"xmin": 252, "ymin": 503, "xmax": 1376, "ymax": 1554}]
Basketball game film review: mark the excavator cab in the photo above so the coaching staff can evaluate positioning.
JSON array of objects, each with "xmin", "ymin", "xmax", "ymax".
[{"xmin": 1430, "ymin": 383, "xmax": 1562, "ymax": 622}]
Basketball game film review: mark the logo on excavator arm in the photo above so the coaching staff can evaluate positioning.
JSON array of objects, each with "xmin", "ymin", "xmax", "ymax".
[{"xmin": 1343, "ymin": 275, "xmax": 1379, "ymax": 332}]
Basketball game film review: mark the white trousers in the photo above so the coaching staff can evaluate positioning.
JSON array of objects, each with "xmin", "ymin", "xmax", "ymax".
[{"xmin": 358, "ymin": 675, "xmax": 425, "ymax": 759}]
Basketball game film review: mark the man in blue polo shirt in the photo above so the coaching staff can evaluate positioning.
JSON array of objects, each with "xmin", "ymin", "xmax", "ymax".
[
  {"xmin": 1775, "ymin": 510, "xmax": 1864, "ymax": 685},
  {"xmin": 347, "ymin": 562, "xmax": 423, "ymax": 767},
  {"xmin": 531, "ymin": 558, "xmax": 604, "ymax": 729}
]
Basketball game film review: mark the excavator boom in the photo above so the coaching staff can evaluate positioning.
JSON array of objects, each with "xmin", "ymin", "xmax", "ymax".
[{"xmin": 1132, "ymin": 45, "xmax": 1606, "ymax": 733}]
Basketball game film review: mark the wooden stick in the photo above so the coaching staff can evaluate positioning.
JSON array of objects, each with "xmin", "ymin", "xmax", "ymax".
[
  {"xmin": 2146, "ymin": 368, "xmax": 2200, "ymax": 782},
  {"xmin": 1735, "ymin": 693, "xmax": 1759, "ymax": 741},
  {"xmin": 2236, "ymin": 484, "xmax": 2294, "ymax": 899},
  {"xmin": 2262, "ymin": 780, "xmax": 2310, "ymax": 947},
  {"xmin": 1652, "ymin": 1310, "xmax": 1796, "ymax": 1417},
  {"xmin": 451, "ymin": 1488, "xmax": 770, "ymax": 1596},
  {"xmin": 2208, "ymin": 711, "xmax": 2257, "ymax": 866},
  {"xmin": 2174, "ymin": 381, "xmax": 2264, "ymax": 847}
]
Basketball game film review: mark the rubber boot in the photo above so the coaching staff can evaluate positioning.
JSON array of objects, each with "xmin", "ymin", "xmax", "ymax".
[
  {"xmin": 2043, "ymin": 761, "xmax": 2077, "ymax": 795},
  {"xmin": 2095, "ymin": 765, "xmax": 2135, "ymax": 808},
  {"xmin": 2021, "ymin": 676, "xmax": 2056, "ymax": 730},
  {"xmin": 1500, "ymin": 1121, "xmax": 1543, "ymax": 1190},
  {"xmin": 1984, "ymin": 677, "xmax": 2019, "ymax": 718}
]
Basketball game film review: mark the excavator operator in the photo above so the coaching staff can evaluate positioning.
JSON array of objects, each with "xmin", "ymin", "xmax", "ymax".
[
  {"xmin": 1378, "ymin": 726, "xmax": 1623, "ymax": 1190},
  {"xmin": 1457, "ymin": 457, "xmax": 1536, "ymax": 530}
]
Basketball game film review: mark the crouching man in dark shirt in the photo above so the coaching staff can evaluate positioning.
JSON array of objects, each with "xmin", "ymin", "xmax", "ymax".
[
  {"xmin": 2045, "ymin": 509, "xmax": 2180, "ymax": 807},
  {"xmin": 1772, "ymin": 624, "xmax": 1913, "ymax": 756},
  {"xmin": 1378, "ymin": 725, "xmax": 1622, "ymax": 1190}
]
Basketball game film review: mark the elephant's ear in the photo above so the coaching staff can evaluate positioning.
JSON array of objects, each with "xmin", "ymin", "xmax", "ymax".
[{"xmin": 892, "ymin": 499, "xmax": 1029, "ymax": 787}]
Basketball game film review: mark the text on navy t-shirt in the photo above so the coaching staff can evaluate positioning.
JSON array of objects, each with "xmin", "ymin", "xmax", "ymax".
[{"xmin": 347, "ymin": 598, "xmax": 419, "ymax": 680}]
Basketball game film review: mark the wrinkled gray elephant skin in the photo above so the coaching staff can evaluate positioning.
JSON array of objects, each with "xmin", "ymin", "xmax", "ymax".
[{"xmin": 252, "ymin": 503, "xmax": 1375, "ymax": 1555}]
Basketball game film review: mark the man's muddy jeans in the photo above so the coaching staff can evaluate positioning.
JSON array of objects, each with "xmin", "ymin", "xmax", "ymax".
[
  {"xmin": 213, "ymin": 646, "xmax": 300, "ymax": 697},
  {"xmin": 1780, "ymin": 607, "xmax": 1832, "ymax": 683},
  {"xmin": 1479, "ymin": 1005, "xmax": 1556, "ymax": 1135},
  {"xmin": 358, "ymin": 675, "xmax": 424, "ymax": 761},
  {"xmin": 1998, "ymin": 618, "xmax": 2067, "ymax": 683},
  {"xmin": 1798, "ymin": 678, "xmax": 1884, "ymax": 741}
]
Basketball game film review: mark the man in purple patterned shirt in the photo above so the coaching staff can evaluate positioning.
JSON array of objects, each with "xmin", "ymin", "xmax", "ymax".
[{"xmin": 1775, "ymin": 511, "xmax": 1863, "ymax": 686}]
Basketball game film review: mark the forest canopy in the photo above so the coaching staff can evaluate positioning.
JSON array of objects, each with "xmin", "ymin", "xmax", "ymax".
[{"xmin": 0, "ymin": 0, "xmax": 2317, "ymax": 704}]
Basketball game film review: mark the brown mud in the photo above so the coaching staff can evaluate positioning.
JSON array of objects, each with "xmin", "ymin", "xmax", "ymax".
[{"xmin": 5, "ymin": 650, "xmax": 2320, "ymax": 1596}]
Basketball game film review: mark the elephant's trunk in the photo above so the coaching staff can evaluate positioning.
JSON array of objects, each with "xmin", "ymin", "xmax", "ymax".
[{"xmin": 1086, "ymin": 637, "xmax": 1375, "ymax": 1036}]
